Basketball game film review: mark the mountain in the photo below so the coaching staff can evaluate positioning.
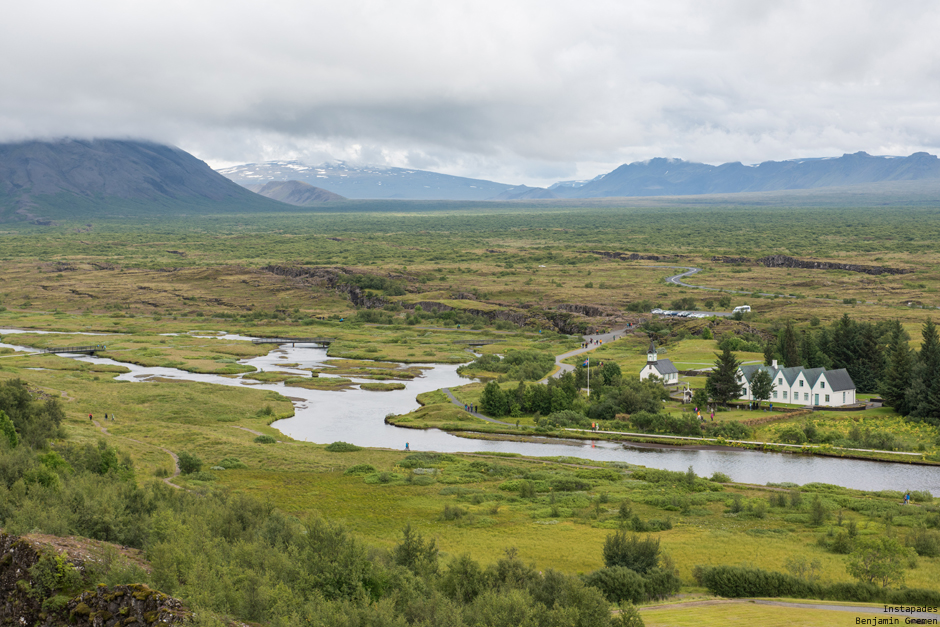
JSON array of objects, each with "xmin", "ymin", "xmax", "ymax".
[
  {"xmin": 489, "ymin": 185, "xmax": 557, "ymax": 200},
  {"xmin": 554, "ymin": 152, "xmax": 940, "ymax": 198},
  {"xmin": 0, "ymin": 139, "xmax": 289, "ymax": 222},
  {"xmin": 247, "ymin": 180, "xmax": 346, "ymax": 205},
  {"xmin": 217, "ymin": 160, "xmax": 518, "ymax": 200}
]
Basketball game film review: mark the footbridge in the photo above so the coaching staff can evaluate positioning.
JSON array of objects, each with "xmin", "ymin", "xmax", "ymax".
[
  {"xmin": 41, "ymin": 345, "xmax": 107, "ymax": 355},
  {"xmin": 251, "ymin": 337, "xmax": 335, "ymax": 347},
  {"xmin": 452, "ymin": 339, "xmax": 506, "ymax": 346}
]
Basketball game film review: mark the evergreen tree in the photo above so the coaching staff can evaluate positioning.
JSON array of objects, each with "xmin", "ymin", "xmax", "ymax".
[
  {"xmin": 480, "ymin": 381, "xmax": 510, "ymax": 417},
  {"xmin": 763, "ymin": 342, "xmax": 776, "ymax": 367},
  {"xmin": 881, "ymin": 320, "xmax": 913, "ymax": 415},
  {"xmin": 909, "ymin": 318, "xmax": 940, "ymax": 424},
  {"xmin": 830, "ymin": 313, "xmax": 859, "ymax": 372},
  {"xmin": 800, "ymin": 330, "xmax": 830, "ymax": 369},
  {"xmin": 705, "ymin": 347, "xmax": 743, "ymax": 405},
  {"xmin": 854, "ymin": 324, "xmax": 885, "ymax": 393},
  {"xmin": 781, "ymin": 320, "xmax": 801, "ymax": 367}
]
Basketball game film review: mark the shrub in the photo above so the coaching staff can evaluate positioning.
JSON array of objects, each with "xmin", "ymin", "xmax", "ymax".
[
  {"xmin": 694, "ymin": 565, "xmax": 819, "ymax": 598},
  {"xmin": 906, "ymin": 528, "xmax": 940, "ymax": 557},
  {"xmin": 176, "ymin": 451, "xmax": 202, "ymax": 475},
  {"xmin": 584, "ymin": 567, "xmax": 646, "ymax": 603},
  {"xmin": 218, "ymin": 457, "xmax": 248, "ymax": 469},
  {"xmin": 254, "ymin": 435, "xmax": 276, "ymax": 444},
  {"xmin": 344, "ymin": 464, "xmax": 376, "ymax": 475},
  {"xmin": 325, "ymin": 441, "xmax": 363, "ymax": 452},
  {"xmin": 603, "ymin": 532, "xmax": 660, "ymax": 574}
]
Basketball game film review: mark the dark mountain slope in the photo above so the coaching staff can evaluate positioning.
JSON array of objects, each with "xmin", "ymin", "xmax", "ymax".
[
  {"xmin": 0, "ymin": 139, "xmax": 290, "ymax": 221},
  {"xmin": 247, "ymin": 180, "xmax": 346, "ymax": 204}
]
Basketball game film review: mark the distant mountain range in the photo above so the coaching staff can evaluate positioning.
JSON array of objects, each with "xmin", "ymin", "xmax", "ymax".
[
  {"xmin": 549, "ymin": 152, "xmax": 940, "ymax": 198},
  {"xmin": 3, "ymin": 139, "xmax": 940, "ymax": 224},
  {"xmin": 246, "ymin": 180, "xmax": 346, "ymax": 205},
  {"xmin": 0, "ymin": 139, "xmax": 286, "ymax": 222},
  {"xmin": 217, "ymin": 160, "xmax": 518, "ymax": 201},
  {"xmin": 220, "ymin": 152, "xmax": 940, "ymax": 200}
]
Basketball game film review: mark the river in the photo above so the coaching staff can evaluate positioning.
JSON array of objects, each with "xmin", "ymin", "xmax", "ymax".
[{"xmin": 2, "ymin": 329, "xmax": 939, "ymax": 492}]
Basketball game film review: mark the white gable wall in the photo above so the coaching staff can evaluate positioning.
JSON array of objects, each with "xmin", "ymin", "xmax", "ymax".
[{"xmin": 738, "ymin": 367, "xmax": 856, "ymax": 408}]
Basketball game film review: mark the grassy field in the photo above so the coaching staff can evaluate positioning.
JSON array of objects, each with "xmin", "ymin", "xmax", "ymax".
[{"xmin": 4, "ymin": 203, "xmax": 940, "ymax": 608}]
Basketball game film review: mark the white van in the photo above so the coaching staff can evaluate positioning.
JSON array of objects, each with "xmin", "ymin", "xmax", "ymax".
[{"xmin": 732, "ymin": 305, "xmax": 751, "ymax": 314}]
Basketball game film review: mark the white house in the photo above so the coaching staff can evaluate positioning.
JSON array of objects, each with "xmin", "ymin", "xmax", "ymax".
[
  {"xmin": 639, "ymin": 342, "xmax": 679, "ymax": 385},
  {"xmin": 737, "ymin": 362, "xmax": 857, "ymax": 408}
]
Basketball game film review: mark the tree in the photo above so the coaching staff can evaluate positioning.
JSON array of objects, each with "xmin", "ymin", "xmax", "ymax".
[
  {"xmin": 801, "ymin": 330, "xmax": 830, "ymax": 369},
  {"xmin": 601, "ymin": 362, "xmax": 622, "ymax": 386},
  {"xmin": 846, "ymin": 537, "xmax": 912, "ymax": 588},
  {"xmin": 854, "ymin": 323, "xmax": 885, "ymax": 393},
  {"xmin": 908, "ymin": 318, "xmax": 940, "ymax": 424},
  {"xmin": 705, "ymin": 347, "xmax": 743, "ymax": 405},
  {"xmin": 392, "ymin": 524, "xmax": 439, "ymax": 577},
  {"xmin": 177, "ymin": 451, "xmax": 202, "ymax": 474},
  {"xmin": 480, "ymin": 381, "xmax": 510, "ymax": 417},
  {"xmin": 0, "ymin": 410, "xmax": 17, "ymax": 449},
  {"xmin": 750, "ymin": 369, "xmax": 774, "ymax": 408},
  {"xmin": 781, "ymin": 320, "xmax": 800, "ymax": 367},
  {"xmin": 763, "ymin": 342, "xmax": 776, "ymax": 367},
  {"xmin": 881, "ymin": 320, "xmax": 913, "ymax": 415},
  {"xmin": 603, "ymin": 531, "xmax": 660, "ymax": 574}
]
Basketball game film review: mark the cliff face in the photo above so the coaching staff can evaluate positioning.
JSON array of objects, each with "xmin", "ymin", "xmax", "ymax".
[{"xmin": 0, "ymin": 532, "xmax": 191, "ymax": 627}]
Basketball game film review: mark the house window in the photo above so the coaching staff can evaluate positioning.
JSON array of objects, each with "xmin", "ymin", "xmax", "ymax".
[
  {"xmin": 773, "ymin": 391, "xmax": 778, "ymax": 399},
  {"xmin": 778, "ymin": 378, "xmax": 783, "ymax": 385},
  {"xmin": 783, "ymin": 391, "xmax": 787, "ymax": 399},
  {"xmin": 825, "ymin": 394, "xmax": 830, "ymax": 402},
  {"xmin": 804, "ymin": 393, "xmax": 809, "ymax": 401},
  {"xmin": 799, "ymin": 380, "xmax": 803, "ymax": 387},
  {"xmin": 820, "ymin": 381, "xmax": 825, "ymax": 388},
  {"xmin": 843, "ymin": 392, "xmax": 846, "ymax": 402}
]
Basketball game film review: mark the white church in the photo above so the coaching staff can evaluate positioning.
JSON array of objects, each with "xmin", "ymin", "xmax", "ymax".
[
  {"xmin": 736, "ymin": 362, "xmax": 857, "ymax": 407},
  {"xmin": 639, "ymin": 342, "xmax": 679, "ymax": 385}
]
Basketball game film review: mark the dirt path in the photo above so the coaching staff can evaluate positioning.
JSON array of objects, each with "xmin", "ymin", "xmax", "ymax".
[
  {"xmin": 92, "ymin": 419, "xmax": 186, "ymax": 490},
  {"xmin": 441, "ymin": 388, "xmax": 514, "ymax": 426}
]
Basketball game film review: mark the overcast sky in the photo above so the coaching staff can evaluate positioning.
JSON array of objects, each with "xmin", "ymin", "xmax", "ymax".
[{"xmin": 2, "ymin": 0, "xmax": 939, "ymax": 186}]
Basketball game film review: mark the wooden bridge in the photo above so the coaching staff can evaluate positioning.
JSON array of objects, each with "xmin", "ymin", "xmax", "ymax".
[
  {"xmin": 453, "ymin": 339, "xmax": 506, "ymax": 346},
  {"xmin": 251, "ymin": 337, "xmax": 335, "ymax": 347},
  {"xmin": 41, "ymin": 345, "xmax": 106, "ymax": 355}
]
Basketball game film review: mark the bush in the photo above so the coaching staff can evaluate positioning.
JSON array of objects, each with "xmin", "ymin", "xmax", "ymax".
[
  {"xmin": 906, "ymin": 528, "xmax": 940, "ymax": 557},
  {"xmin": 584, "ymin": 567, "xmax": 646, "ymax": 603},
  {"xmin": 694, "ymin": 565, "xmax": 819, "ymax": 598},
  {"xmin": 176, "ymin": 451, "xmax": 202, "ymax": 475},
  {"xmin": 603, "ymin": 532, "xmax": 660, "ymax": 574},
  {"xmin": 254, "ymin": 435, "xmax": 277, "ymax": 444},
  {"xmin": 218, "ymin": 457, "xmax": 248, "ymax": 469},
  {"xmin": 344, "ymin": 464, "xmax": 377, "ymax": 475},
  {"xmin": 325, "ymin": 441, "xmax": 362, "ymax": 452}
]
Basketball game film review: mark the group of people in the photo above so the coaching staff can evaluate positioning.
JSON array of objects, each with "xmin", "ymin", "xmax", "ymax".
[
  {"xmin": 581, "ymin": 338, "xmax": 604, "ymax": 349},
  {"xmin": 693, "ymin": 406, "xmax": 715, "ymax": 422},
  {"xmin": 464, "ymin": 403, "xmax": 477, "ymax": 413},
  {"xmin": 89, "ymin": 413, "xmax": 116, "ymax": 422}
]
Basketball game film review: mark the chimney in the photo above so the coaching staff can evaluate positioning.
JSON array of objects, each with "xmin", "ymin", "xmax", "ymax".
[{"xmin": 772, "ymin": 359, "xmax": 778, "ymax": 368}]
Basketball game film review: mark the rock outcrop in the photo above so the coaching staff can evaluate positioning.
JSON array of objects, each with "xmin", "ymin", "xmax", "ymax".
[
  {"xmin": 0, "ymin": 532, "xmax": 191, "ymax": 627},
  {"xmin": 757, "ymin": 254, "xmax": 912, "ymax": 275}
]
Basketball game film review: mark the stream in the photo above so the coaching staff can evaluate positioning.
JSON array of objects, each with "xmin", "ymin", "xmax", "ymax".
[{"xmin": 2, "ymin": 329, "xmax": 939, "ymax": 492}]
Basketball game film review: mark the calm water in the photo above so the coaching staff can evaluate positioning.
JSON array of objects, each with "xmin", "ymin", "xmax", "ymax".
[{"xmin": 2, "ymin": 330, "xmax": 939, "ymax": 492}]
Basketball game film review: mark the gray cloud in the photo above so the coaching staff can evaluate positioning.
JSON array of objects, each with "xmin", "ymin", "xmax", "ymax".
[{"xmin": 2, "ymin": 0, "xmax": 940, "ymax": 186}]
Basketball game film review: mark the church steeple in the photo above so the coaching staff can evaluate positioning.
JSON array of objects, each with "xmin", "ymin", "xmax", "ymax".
[{"xmin": 647, "ymin": 341, "xmax": 658, "ymax": 363}]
